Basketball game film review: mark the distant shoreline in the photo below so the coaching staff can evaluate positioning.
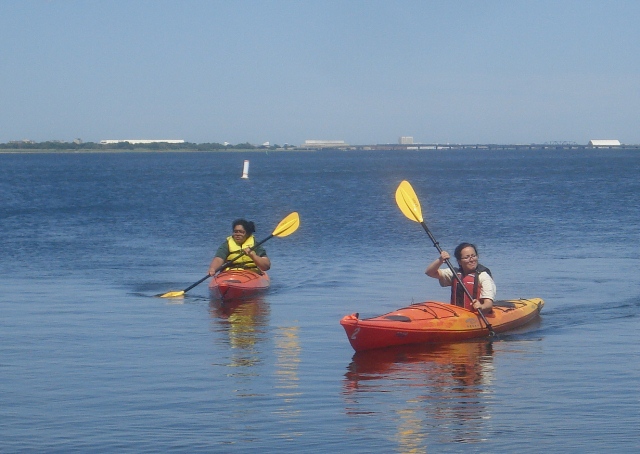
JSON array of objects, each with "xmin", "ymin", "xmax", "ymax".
[
  {"xmin": 1, "ymin": 144, "xmax": 638, "ymax": 154},
  {"xmin": 0, "ymin": 148, "xmax": 315, "ymax": 154}
]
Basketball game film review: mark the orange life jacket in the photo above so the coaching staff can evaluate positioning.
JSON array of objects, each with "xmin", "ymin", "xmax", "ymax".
[{"xmin": 450, "ymin": 265, "xmax": 492, "ymax": 310}]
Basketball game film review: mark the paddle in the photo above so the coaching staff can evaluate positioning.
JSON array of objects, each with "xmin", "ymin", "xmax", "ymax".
[
  {"xmin": 157, "ymin": 212, "xmax": 300, "ymax": 298},
  {"xmin": 395, "ymin": 180, "xmax": 496, "ymax": 336}
]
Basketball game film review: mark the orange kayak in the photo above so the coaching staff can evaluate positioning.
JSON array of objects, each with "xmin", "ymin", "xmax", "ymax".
[
  {"xmin": 208, "ymin": 270, "xmax": 270, "ymax": 301},
  {"xmin": 340, "ymin": 298, "xmax": 544, "ymax": 352}
]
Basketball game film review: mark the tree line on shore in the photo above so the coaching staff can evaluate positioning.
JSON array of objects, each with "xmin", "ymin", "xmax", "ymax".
[{"xmin": 0, "ymin": 141, "xmax": 297, "ymax": 151}]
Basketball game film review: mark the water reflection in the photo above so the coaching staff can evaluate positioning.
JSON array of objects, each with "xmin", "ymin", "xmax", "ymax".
[
  {"xmin": 210, "ymin": 296, "xmax": 303, "ymax": 440},
  {"xmin": 210, "ymin": 296, "xmax": 270, "ymax": 368},
  {"xmin": 343, "ymin": 341, "xmax": 495, "ymax": 446},
  {"xmin": 273, "ymin": 326, "xmax": 302, "ymax": 440}
]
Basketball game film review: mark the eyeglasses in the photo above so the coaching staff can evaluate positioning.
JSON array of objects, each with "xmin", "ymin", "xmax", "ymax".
[
  {"xmin": 233, "ymin": 229, "xmax": 246, "ymax": 234},
  {"xmin": 460, "ymin": 254, "xmax": 477, "ymax": 261}
]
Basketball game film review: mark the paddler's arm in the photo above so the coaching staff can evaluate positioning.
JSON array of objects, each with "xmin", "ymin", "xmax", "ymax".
[
  {"xmin": 208, "ymin": 242, "xmax": 229, "ymax": 275},
  {"xmin": 208, "ymin": 257, "xmax": 225, "ymax": 276},
  {"xmin": 472, "ymin": 298, "xmax": 493, "ymax": 313},
  {"xmin": 473, "ymin": 272, "xmax": 496, "ymax": 313},
  {"xmin": 243, "ymin": 247, "xmax": 271, "ymax": 271},
  {"xmin": 426, "ymin": 251, "xmax": 450, "ymax": 278}
]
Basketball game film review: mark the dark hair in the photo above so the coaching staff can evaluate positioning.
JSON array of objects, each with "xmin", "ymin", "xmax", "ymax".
[
  {"xmin": 232, "ymin": 219, "xmax": 256, "ymax": 235},
  {"xmin": 454, "ymin": 242, "xmax": 478, "ymax": 261}
]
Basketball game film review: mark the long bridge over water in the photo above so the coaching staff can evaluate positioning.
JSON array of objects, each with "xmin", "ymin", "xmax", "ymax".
[{"xmin": 306, "ymin": 142, "xmax": 637, "ymax": 151}]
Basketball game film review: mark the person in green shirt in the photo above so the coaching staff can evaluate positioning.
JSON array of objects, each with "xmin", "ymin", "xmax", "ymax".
[{"xmin": 208, "ymin": 219, "xmax": 270, "ymax": 275}]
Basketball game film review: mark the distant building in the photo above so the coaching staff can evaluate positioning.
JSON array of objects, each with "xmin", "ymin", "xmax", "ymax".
[
  {"xmin": 100, "ymin": 139, "xmax": 185, "ymax": 145},
  {"xmin": 589, "ymin": 139, "xmax": 620, "ymax": 147},
  {"xmin": 302, "ymin": 140, "xmax": 348, "ymax": 148},
  {"xmin": 10, "ymin": 139, "xmax": 35, "ymax": 144},
  {"xmin": 399, "ymin": 136, "xmax": 414, "ymax": 144}
]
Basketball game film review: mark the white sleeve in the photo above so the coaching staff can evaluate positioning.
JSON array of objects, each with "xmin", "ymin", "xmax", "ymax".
[
  {"xmin": 438, "ymin": 268, "xmax": 454, "ymax": 287},
  {"xmin": 479, "ymin": 272, "xmax": 496, "ymax": 301}
]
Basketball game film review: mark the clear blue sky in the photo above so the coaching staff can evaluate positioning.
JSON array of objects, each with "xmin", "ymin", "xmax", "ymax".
[{"xmin": 1, "ymin": 0, "xmax": 639, "ymax": 145}]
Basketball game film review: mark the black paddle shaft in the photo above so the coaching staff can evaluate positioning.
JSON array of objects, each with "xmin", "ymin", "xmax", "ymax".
[
  {"xmin": 420, "ymin": 221, "xmax": 496, "ymax": 336},
  {"xmin": 182, "ymin": 274, "xmax": 211, "ymax": 293}
]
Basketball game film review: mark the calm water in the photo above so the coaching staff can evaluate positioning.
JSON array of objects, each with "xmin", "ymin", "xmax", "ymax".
[{"xmin": 1, "ymin": 149, "xmax": 639, "ymax": 453}]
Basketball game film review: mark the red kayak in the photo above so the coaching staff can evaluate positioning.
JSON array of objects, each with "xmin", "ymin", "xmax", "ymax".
[
  {"xmin": 340, "ymin": 298, "xmax": 544, "ymax": 352},
  {"xmin": 208, "ymin": 270, "xmax": 270, "ymax": 300}
]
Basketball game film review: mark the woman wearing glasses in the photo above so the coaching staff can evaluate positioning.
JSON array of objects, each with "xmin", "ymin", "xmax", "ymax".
[
  {"xmin": 208, "ymin": 219, "xmax": 271, "ymax": 276},
  {"xmin": 425, "ymin": 242, "xmax": 495, "ymax": 313}
]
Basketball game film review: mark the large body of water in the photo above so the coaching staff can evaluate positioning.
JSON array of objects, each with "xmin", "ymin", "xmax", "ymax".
[{"xmin": 1, "ymin": 149, "xmax": 639, "ymax": 452}]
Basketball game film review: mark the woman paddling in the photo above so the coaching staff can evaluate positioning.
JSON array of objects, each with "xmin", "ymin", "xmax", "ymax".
[
  {"xmin": 425, "ymin": 242, "xmax": 496, "ymax": 314},
  {"xmin": 208, "ymin": 219, "xmax": 271, "ymax": 276}
]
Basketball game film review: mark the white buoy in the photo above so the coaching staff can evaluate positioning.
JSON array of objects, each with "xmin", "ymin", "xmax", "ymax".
[{"xmin": 241, "ymin": 160, "xmax": 249, "ymax": 179}]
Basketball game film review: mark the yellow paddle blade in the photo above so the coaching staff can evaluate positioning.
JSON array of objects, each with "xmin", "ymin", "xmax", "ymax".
[
  {"xmin": 158, "ymin": 290, "xmax": 185, "ymax": 298},
  {"xmin": 395, "ymin": 180, "xmax": 424, "ymax": 223},
  {"xmin": 272, "ymin": 211, "xmax": 300, "ymax": 237}
]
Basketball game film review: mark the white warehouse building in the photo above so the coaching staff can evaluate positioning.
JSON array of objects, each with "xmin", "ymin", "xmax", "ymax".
[
  {"xmin": 588, "ymin": 139, "xmax": 620, "ymax": 147},
  {"xmin": 100, "ymin": 139, "xmax": 185, "ymax": 145}
]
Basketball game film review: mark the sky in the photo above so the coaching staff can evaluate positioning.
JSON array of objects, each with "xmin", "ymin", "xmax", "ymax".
[{"xmin": 1, "ymin": 0, "xmax": 639, "ymax": 145}]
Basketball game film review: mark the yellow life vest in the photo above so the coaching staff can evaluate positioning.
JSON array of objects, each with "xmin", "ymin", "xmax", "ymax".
[{"xmin": 225, "ymin": 235, "xmax": 258, "ymax": 271}]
